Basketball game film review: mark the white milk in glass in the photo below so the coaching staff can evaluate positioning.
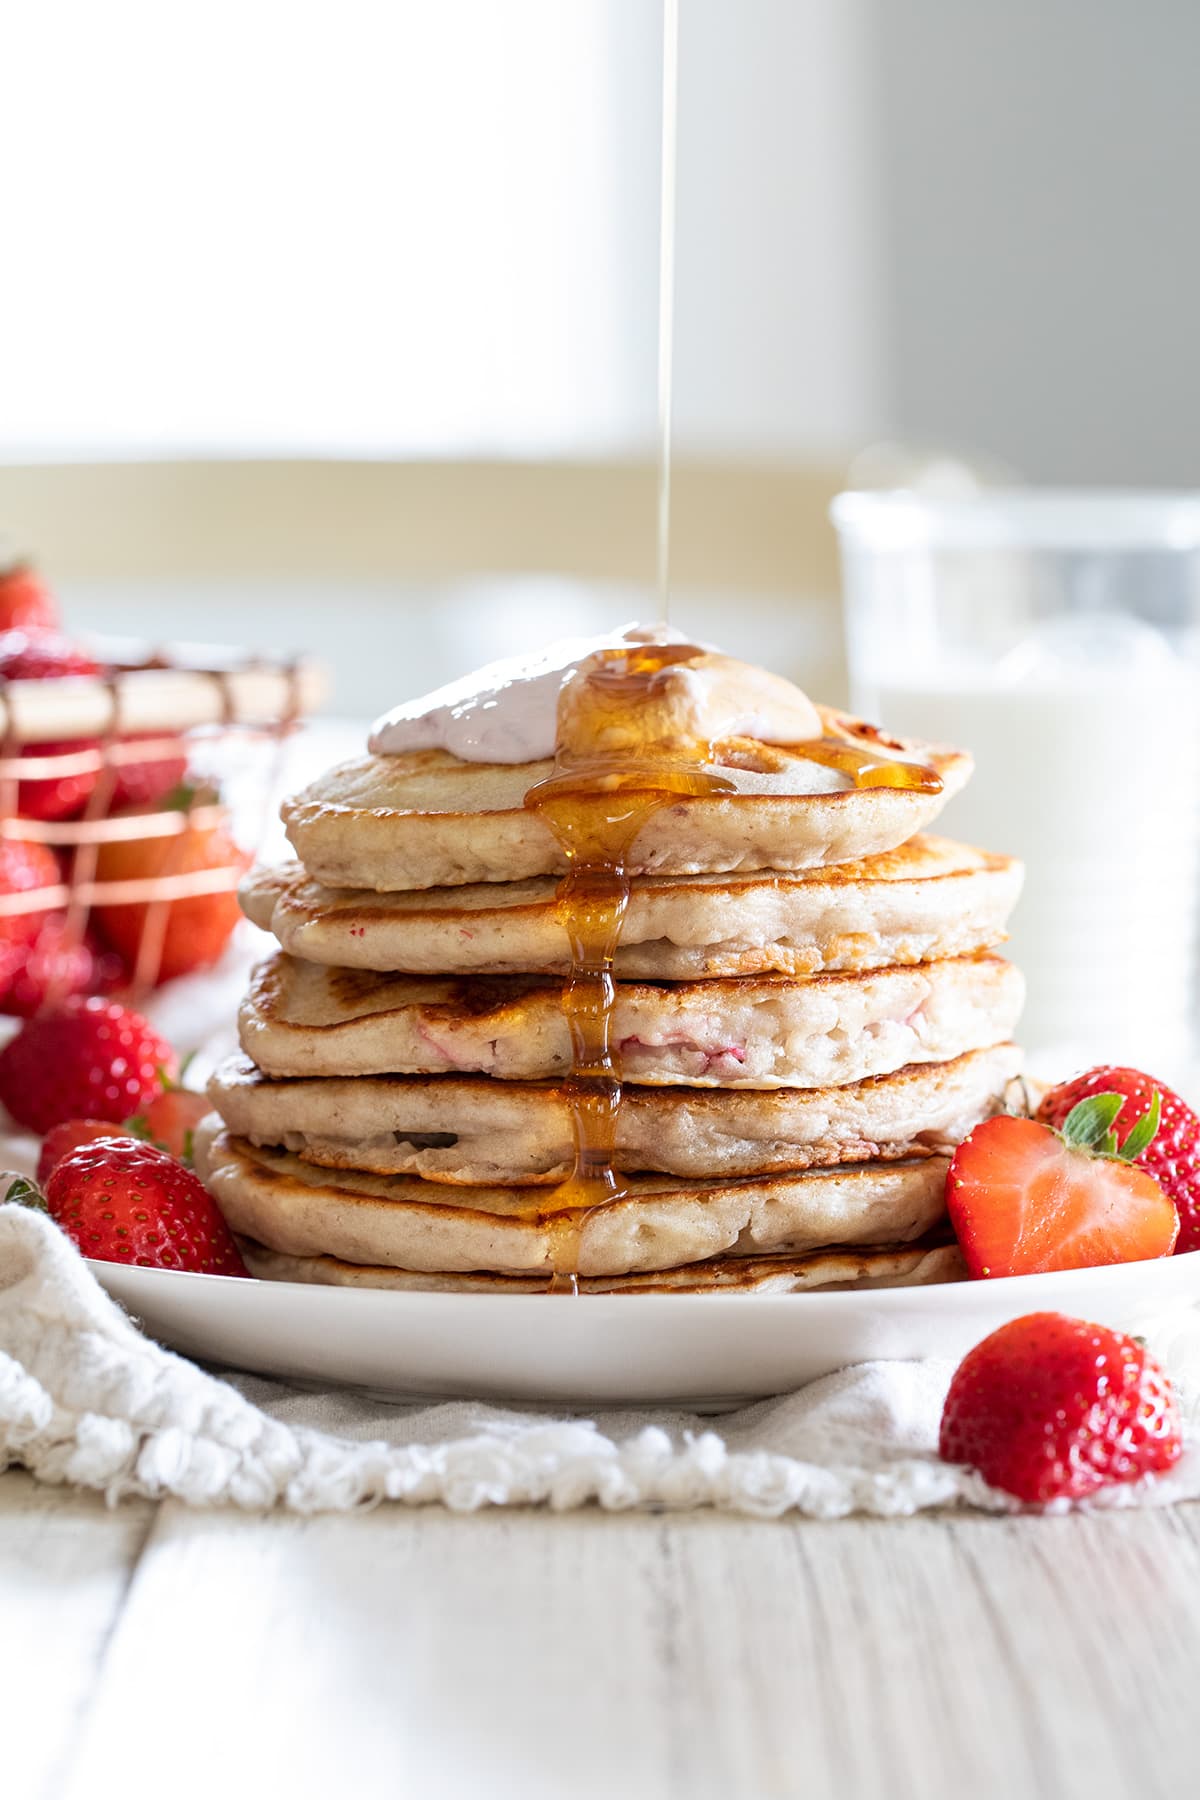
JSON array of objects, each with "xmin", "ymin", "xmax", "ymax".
[{"xmin": 873, "ymin": 613, "xmax": 1200, "ymax": 1078}]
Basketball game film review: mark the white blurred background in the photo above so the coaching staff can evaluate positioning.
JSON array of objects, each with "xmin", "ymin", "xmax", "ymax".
[{"xmin": 2, "ymin": 0, "xmax": 1198, "ymax": 713}]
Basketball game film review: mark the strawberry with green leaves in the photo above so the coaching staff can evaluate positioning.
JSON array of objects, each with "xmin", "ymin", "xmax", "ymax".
[
  {"xmin": 1037, "ymin": 1066, "xmax": 1200, "ymax": 1255},
  {"xmin": 947, "ymin": 1090, "xmax": 1178, "ymax": 1278},
  {"xmin": 940, "ymin": 1312, "xmax": 1183, "ymax": 1503},
  {"xmin": 17, "ymin": 1136, "xmax": 248, "ymax": 1275}
]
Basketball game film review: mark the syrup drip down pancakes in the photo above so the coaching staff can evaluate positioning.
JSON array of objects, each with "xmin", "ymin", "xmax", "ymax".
[{"xmin": 198, "ymin": 628, "xmax": 1025, "ymax": 1294}]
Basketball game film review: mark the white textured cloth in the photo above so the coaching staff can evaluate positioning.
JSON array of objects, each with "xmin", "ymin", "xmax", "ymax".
[{"xmin": 2, "ymin": 1203, "xmax": 1199, "ymax": 1517}]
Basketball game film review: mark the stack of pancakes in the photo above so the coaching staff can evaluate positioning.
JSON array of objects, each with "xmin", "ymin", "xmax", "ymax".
[{"xmin": 197, "ymin": 707, "xmax": 1025, "ymax": 1293}]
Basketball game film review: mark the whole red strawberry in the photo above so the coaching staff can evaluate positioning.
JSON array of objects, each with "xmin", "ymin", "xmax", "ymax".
[
  {"xmin": 129, "ymin": 1085, "xmax": 212, "ymax": 1164},
  {"xmin": 94, "ymin": 802, "xmax": 245, "ymax": 983},
  {"xmin": 0, "ymin": 628, "xmax": 97, "ymax": 682},
  {"xmin": 0, "ymin": 630, "xmax": 102, "ymax": 820},
  {"xmin": 109, "ymin": 735, "xmax": 189, "ymax": 812},
  {"xmin": 36, "ymin": 1119, "xmax": 128, "ymax": 1186},
  {"xmin": 0, "ymin": 836, "xmax": 61, "ymax": 989},
  {"xmin": 1038, "ymin": 1066, "xmax": 1200, "ymax": 1255},
  {"xmin": 1, "ymin": 915, "xmax": 96, "ymax": 1017},
  {"xmin": 0, "ymin": 562, "xmax": 59, "ymax": 633},
  {"xmin": 940, "ymin": 1311, "xmax": 1183, "ymax": 1503},
  {"xmin": 0, "ymin": 995, "xmax": 177, "ymax": 1133},
  {"xmin": 45, "ymin": 1137, "xmax": 248, "ymax": 1275}
]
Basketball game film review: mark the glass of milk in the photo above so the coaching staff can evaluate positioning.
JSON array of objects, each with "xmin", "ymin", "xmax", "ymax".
[{"xmin": 831, "ymin": 489, "xmax": 1200, "ymax": 1081}]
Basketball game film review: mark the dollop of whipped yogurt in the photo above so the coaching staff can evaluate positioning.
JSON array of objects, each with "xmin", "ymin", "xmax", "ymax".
[{"xmin": 369, "ymin": 623, "xmax": 823, "ymax": 764}]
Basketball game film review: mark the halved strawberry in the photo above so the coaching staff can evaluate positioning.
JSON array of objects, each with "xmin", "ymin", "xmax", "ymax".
[
  {"xmin": 947, "ymin": 1096, "xmax": 1179, "ymax": 1278},
  {"xmin": 1037, "ymin": 1067, "xmax": 1200, "ymax": 1255}
]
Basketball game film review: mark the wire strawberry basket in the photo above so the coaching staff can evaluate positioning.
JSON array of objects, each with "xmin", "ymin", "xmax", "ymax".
[{"xmin": 0, "ymin": 613, "xmax": 322, "ymax": 1013}]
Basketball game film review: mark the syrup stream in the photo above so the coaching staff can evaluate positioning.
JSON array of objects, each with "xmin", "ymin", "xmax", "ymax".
[
  {"xmin": 656, "ymin": 0, "xmax": 679, "ymax": 627},
  {"xmin": 525, "ymin": 645, "xmax": 734, "ymax": 1292},
  {"xmin": 521, "ymin": 0, "xmax": 939, "ymax": 1292},
  {"xmin": 525, "ymin": 660, "xmax": 941, "ymax": 1290}
]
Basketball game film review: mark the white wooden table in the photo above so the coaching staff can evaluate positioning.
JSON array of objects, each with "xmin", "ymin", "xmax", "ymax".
[{"xmin": 5, "ymin": 1473, "xmax": 1198, "ymax": 1800}]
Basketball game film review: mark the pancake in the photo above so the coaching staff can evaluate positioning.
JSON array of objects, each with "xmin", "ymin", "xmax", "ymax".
[
  {"xmin": 238, "ymin": 1238, "xmax": 968, "ymax": 1294},
  {"xmin": 280, "ymin": 710, "xmax": 972, "ymax": 891},
  {"xmin": 241, "ymin": 835, "xmax": 1022, "ymax": 979},
  {"xmin": 208, "ymin": 1044, "xmax": 1024, "ymax": 1184},
  {"xmin": 195, "ymin": 1120, "xmax": 951, "ymax": 1277},
  {"xmin": 237, "ymin": 952, "xmax": 1024, "ymax": 1088}
]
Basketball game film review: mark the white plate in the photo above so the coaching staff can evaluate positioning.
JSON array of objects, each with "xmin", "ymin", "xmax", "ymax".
[{"xmin": 91, "ymin": 1252, "xmax": 1200, "ymax": 1410}]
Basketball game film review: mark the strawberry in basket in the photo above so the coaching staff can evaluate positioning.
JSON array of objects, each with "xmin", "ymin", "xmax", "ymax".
[
  {"xmin": 93, "ymin": 789, "xmax": 247, "ymax": 983},
  {"xmin": 0, "ymin": 631, "xmax": 103, "ymax": 820},
  {"xmin": 0, "ymin": 560, "xmax": 60, "ymax": 633},
  {"xmin": 0, "ymin": 836, "xmax": 62, "ymax": 990}
]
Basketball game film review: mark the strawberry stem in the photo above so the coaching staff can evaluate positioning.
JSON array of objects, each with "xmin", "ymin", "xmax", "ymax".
[
  {"xmin": 1059, "ymin": 1089, "xmax": 1162, "ymax": 1163},
  {"xmin": 1060, "ymin": 1093, "xmax": 1125, "ymax": 1152},
  {"xmin": 1117, "ymin": 1090, "xmax": 1161, "ymax": 1162},
  {"xmin": 4, "ymin": 1174, "xmax": 47, "ymax": 1212}
]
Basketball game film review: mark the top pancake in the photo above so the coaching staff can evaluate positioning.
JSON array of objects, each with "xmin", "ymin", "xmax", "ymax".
[{"xmin": 281, "ymin": 708, "xmax": 972, "ymax": 890}]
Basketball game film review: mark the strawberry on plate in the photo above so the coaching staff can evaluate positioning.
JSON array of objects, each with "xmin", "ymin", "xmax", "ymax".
[
  {"xmin": 36, "ymin": 1118, "xmax": 128, "ymax": 1185},
  {"xmin": 946, "ymin": 1095, "xmax": 1178, "ymax": 1278},
  {"xmin": 940, "ymin": 1312, "xmax": 1183, "ymax": 1503},
  {"xmin": 41, "ymin": 1137, "xmax": 248, "ymax": 1275},
  {"xmin": 94, "ymin": 797, "xmax": 246, "ymax": 983},
  {"xmin": 0, "ymin": 630, "xmax": 102, "ymax": 820},
  {"xmin": 127, "ymin": 1082, "xmax": 212, "ymax": 1165},
  {"xmin": 1038, "ymin": 1066, "xmax": 1200, "ymax": 1255},
  {"xmin": 0, "ymin": 995, "xmax": 177, "ymax": 1133},
  {"xmin": 0, "ymin": 561, "xmax": 59, "ymax": 633}
]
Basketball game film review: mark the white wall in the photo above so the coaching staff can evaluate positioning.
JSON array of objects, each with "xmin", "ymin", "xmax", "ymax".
[
  {"xmin": 869, "ymin": 0, "xmax": 1200, "ymax": 484},
  {"xmin": 7, "ymin": 2, "xmax": 1198, "ymax": 483},
  {"xmin": 0, "ymin": 0, "xmax": 883, "ymax": 466},
  {"xmin": 611, "ymin": 0, "xmax": 886, "ymax": 457}
]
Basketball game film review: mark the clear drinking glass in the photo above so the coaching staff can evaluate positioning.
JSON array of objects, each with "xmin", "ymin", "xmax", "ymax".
[{"xmin": 831, "ymin": 490, "xmax": 1200, "ymax": 1080}]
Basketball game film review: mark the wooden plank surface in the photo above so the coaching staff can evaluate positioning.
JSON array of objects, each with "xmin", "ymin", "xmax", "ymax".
[
  {"xmin": 4, "ymin": 1479, "xmax": 1195, "ymax": 1800},
  {"xmin": 0, "ymin": 1473, "xmax": 155, "ymax": 1800}
]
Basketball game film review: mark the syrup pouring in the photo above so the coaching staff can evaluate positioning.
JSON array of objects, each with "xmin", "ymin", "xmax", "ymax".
[{"xmin": 525, "ymin": 642, "xmax": 939, "ymax": 1292}]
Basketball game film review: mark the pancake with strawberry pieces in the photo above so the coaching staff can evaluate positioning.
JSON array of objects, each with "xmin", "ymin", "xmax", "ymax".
[
  {"xmin": 234, "ymin": 952, "xmax": 1023, "ymax": 1088},
  {"xmin": 240, "ymin": 836, "xmax": 1022, "ymax": 980}
]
